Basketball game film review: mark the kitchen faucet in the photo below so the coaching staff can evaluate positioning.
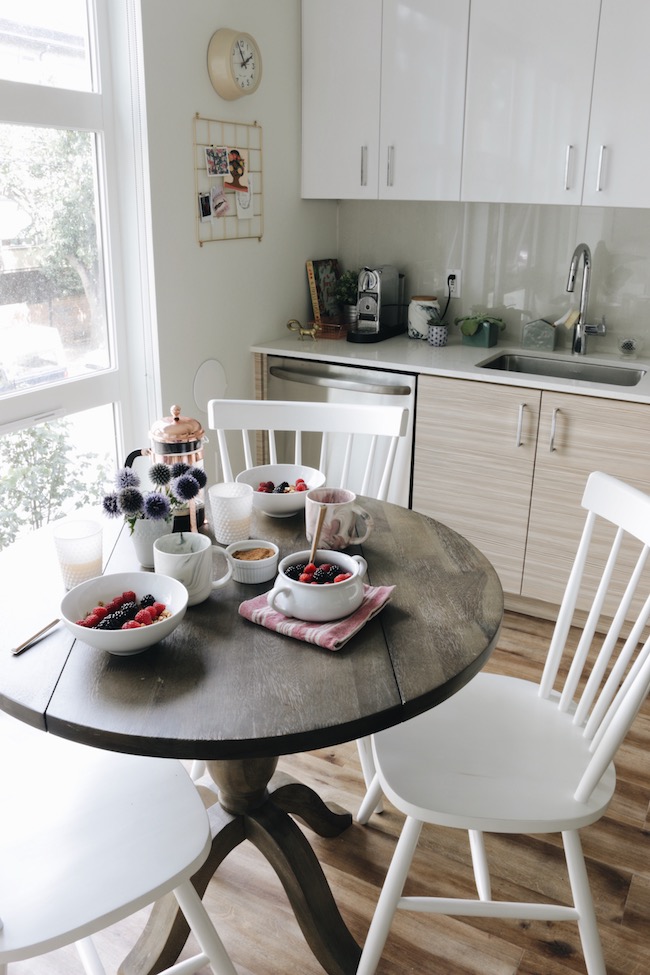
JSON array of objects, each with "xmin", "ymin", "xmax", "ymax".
[{"xmin": 566, "ymin": 242, "xmax": 606, "ymax": 355}]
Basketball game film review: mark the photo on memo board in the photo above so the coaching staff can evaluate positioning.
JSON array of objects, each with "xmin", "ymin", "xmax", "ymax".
[{"xmin": 306, "ymin": 258, "xmax": 340, "ymax": 323}]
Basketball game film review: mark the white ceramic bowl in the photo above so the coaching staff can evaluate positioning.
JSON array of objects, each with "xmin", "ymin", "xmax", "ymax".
[
  {"xmin": 60, "ymin": 571, "xmax": 188, "ymax": 656},
  {"xmin": 267, "ymin": 549, "xmax": 367, "ymax": 622},
  {"xmin": 217, "ymin": 539, "xmax": 279, "ymax": 584},
  {"xmin": 235, "ymin": 464, "xmax": 326, "ymax": 518}
]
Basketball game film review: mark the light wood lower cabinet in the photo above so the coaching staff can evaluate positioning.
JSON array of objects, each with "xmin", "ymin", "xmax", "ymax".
[
  {"xmin": 412, "ymin": 376, "xmax": 540, "ymax": 593},
  {"xmin": 413, "ymin": 375, "xmax": 650, "ymax": 614}
]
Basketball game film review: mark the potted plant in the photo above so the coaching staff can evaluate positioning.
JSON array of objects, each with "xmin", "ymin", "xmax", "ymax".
[
  {"xmin": 455, "ymin": 314, "xmax": 506, "ymax": 348},
  {"xmin": 333, "ymin": 269, "xmax": 360, "ymax": 323}
]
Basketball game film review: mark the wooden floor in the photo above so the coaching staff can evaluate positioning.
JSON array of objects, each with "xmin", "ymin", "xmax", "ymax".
[{"xmin": 10, "ymin": 611, "xmax": 650, "ymax": 975}]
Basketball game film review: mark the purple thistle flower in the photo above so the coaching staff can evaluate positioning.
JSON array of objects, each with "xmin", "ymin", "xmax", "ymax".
[
  {"xmin": 170, "ymin": 461, "xmax": 190, "ymax": 479},
  {"xmin": 188, "ymin": 465, "xmax": 207, "ymax": 489},
  {"xmin": 173, "ymin": 473, "xmax": 200, "ymax": 501},
  {"xmin": 115, "ymin": 467, "xmax": 140, "ymax": 490},
  {"xmin": 149, "ymin": 462, "xmax": 172, "ymax": 487},
  {"xmin": 102, "ymin": 493, "xmax": 121, "ymax": 518},
  {"xmin": 118, "ymin": 486, "xmax": 144, "ymax": 516},
  {"xmin": 142, "ymin": 491, "xmax": 172, "ymax": 521}
]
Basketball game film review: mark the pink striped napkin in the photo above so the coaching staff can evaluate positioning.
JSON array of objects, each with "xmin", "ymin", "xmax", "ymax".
[{"xmin": 238, "ymin": 584, "xmax": 395, "ymax": 651}]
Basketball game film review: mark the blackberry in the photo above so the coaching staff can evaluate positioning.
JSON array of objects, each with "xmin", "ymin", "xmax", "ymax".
[
  {"xmin": 273, "ymin": 481, "xmax": 290, "ymax": 494},
  {"xmin": 312, "ymin": 567, "xmax": 330, "ymax": 584},
  {"xmin": 284, "ymin": 564, "xmax": 302, "ymax": 580},
  {"xmin": 139, "ymin": 594, "xmax": 156, "ymax": 608},
  {"xmin": 96, "ymin": 601, "xmax": 139, "ymax": 630}
]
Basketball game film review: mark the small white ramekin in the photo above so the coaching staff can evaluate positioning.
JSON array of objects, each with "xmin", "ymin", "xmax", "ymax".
[{"xmin": 217, "ymin": 539, "xmax": 279, "ymax": 584}]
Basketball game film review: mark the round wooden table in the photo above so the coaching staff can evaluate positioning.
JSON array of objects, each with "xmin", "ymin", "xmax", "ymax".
[{"xmin": 1, "ymin": 499, "xmax": 503, "ymax": 975}]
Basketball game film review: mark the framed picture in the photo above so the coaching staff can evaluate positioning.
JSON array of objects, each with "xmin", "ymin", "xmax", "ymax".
[{"xmin": 306, "ymin": 258, "xmax": 340, "ymax": 323}]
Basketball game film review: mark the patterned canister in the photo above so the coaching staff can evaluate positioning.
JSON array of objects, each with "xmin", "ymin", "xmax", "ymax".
[
  {"xmin": 428, "ymin": 323, "xmax": 448, "ymax": 347},
  {"xmin": 408, "ymin": 296, "xmax": 440, "ymax": 339}
]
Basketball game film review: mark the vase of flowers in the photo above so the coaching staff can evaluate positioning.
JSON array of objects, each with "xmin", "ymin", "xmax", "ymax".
[{"xmin": 102, "ymin": 461, "xmax": 208, "ymax": 567}]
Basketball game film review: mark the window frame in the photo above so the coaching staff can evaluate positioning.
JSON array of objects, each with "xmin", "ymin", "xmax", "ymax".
[{"xmin": 0, "ymin": 0, "xmax": 157, "ymax": 454}]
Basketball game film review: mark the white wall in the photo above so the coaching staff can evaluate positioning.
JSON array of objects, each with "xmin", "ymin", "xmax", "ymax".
[{"xmin": 138, "ymin": 0, "xmax": 336, "ymax": 474}]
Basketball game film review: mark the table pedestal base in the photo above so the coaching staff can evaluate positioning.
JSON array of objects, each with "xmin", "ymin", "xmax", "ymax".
[{"xmin": 118, "ymin": 756, "xmax": 362, "ymax": 975}]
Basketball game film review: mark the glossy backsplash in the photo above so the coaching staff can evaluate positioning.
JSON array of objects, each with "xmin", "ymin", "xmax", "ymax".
[{"xmin": 337, "ymin": 200, "xmax": 650, "ymax": 357}]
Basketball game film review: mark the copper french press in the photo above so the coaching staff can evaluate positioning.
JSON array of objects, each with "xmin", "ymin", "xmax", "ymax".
[{"xmin": 125, "ymin": 405, "xmax": 208, "ymax": 531}]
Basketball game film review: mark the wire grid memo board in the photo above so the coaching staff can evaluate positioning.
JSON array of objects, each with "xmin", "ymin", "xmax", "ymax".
[{"xmin": 193, "ymin": 113, "xmax": 264, "ymax": 244}]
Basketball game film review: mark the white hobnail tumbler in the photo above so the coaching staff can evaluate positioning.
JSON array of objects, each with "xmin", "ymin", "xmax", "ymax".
[{"xmin": 208, "ymin": 482, "xmax": 254, "ymax": 544}]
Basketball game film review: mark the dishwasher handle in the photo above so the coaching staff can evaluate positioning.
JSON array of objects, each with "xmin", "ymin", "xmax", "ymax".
[{"xmin": 269, "ymin": 364, "xmax": 413, "ymax": 397}]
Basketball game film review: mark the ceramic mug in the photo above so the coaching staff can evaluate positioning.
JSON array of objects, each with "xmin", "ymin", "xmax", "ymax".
[
  {"xmin": 305, "ymin": 487, "xmax": 373, "ymax": 550},
  {"xmin": 153, "ymin": 532, "xmax": 232, "ymax": 606}
]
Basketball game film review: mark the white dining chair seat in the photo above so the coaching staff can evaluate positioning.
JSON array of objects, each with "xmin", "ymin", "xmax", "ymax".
[
  {"xmin": 0, "ymin": 715, "xmax": 236, "ymax": 974},
  {"xmin": 359, "ymin": 672, "xmax": 616, "ymax": 833}
]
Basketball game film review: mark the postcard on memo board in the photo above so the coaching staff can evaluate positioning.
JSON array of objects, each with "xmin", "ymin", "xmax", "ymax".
[{"xmin": 306, "ymin": 258, "xmax": 340, "ymax": 324}]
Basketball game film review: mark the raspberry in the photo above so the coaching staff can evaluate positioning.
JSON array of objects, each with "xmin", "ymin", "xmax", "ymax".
[
  {"xmin": 135, "ymin": 608, "xmax": 153, "ymax": 625},
  {"xmin": 333, "ymin": 573, "xmax": 352, "ymax": 583},
  {"xmin": 84, "ymin": 613, "xmax": 102, "ymax": 628},
  {"xmin": 305, "ymin": 563, "xmax": 317, "ymax": 574},
  {"xmin": 122, "ymin": 620, "xmax": 142, "ymax": 629},
  {"xmin": 75, "ymin": 618, "xmax": 88, "ymax": 626},
  {"xmin": 122, "ymin": 590, "xmax": 136, "ymax": 603},
  {"xmin": 92, "ymin": 606, "xmax": 109, "ymax": 620},
  {"xmin": 299, "ymin": 573, "xmax": 313, "ymax": 583},
  {"xmin": 295, "ymin": 482, "xmax": 308, "ymax": 491},
  {"xmin": 152, "ymin": 602, "xmax": 166, "ymax": 618}
]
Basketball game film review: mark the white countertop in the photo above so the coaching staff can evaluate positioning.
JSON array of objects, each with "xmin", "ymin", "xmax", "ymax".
[{"xmin": 251, "ymin": 333, "xmax": 650, "ymax": 405}]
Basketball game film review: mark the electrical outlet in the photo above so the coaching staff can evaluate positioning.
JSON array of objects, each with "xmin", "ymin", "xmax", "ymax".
[{"xmin": 446, "ymin": 268, "xmax": 462, "ymax": 299}]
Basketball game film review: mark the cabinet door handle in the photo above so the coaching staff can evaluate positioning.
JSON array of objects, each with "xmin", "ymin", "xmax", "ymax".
[
  {"xmin": 360, "ymin": 146, "xmax": 368, "ymax": 187},
  {"xmin": 549, "ymin": 408, "xmax": 560, "ymax": 452},
  {"xmin": 596, "ymin": 145, "xmax": 606, "ymax": 192},
  {"xmin": 516, "ymin": 403, "xmax": 526, "ymax": 447},
  {"xmin": 386, "ymin": 146, "xmax": 394, "ymax": 187},
  {"xmin": 564, "ymin": 145, "xmax": 573, "ymax": 191}
]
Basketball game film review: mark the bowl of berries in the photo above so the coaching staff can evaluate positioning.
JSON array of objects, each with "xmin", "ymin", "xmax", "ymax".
[
  {"xmin": 235, "ymin": 464, "xmax": 326, "ymax": 518},
  {"xmin": 267, "ymin": 549, "xmax": 367, "ymax": 622},
  {"xmin": 60, "ymin": 571, "xmax": 188, "ymax": 655}
]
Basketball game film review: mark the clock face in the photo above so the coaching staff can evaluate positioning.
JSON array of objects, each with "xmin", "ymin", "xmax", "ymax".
[{"xmin": 230, "ymin": 36, "xmax": 260, "ymax": 93}]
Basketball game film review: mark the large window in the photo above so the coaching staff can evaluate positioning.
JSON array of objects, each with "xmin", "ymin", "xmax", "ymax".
[{"xmin": 0, "ymin": 1, "xmax": 154, "ymax": 551}]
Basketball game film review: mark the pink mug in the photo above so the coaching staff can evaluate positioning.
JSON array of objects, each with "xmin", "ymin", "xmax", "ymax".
[{"xmin": 305, "ymin": 487, "xmax": 373, "ymax": 550}]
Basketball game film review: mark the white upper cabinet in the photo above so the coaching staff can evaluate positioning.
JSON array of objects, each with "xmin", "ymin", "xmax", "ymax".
[
  {"xmin": 301, "ymin": 0, "xmax": 381, "ymax": 200},
  {"xmin": 461, "ymin": 0, "xmax": 600, "ymax": 205},
  {"xmin": 301, "ymin": 0, "xmax": 469, "ymax": 201},
  {"xmin": 582, "ymin": 0, "xmax": 650, "ymax": 207}
]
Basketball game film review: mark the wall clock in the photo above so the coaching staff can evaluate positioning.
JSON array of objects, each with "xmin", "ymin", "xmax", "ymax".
[{"xmin": 207, "ymin": 28, "xmax": 262, "ymax": 100}]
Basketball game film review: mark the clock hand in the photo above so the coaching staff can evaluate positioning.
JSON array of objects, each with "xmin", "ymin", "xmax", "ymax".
[{"xmin": 236, "ymin": 41, "xmax": 247, "ymax": 66}]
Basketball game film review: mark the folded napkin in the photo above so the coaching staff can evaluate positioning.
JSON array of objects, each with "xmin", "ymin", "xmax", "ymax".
[{"xmin": 238, "ymin": 584, "xmax": 395, "ymax": 651}]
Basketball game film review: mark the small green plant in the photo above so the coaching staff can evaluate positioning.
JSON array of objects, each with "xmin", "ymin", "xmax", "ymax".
[
  {"xmin": 455, "ymin": 314, "xmax": 506, "ymax": 336},
  {"xmin": 333, "ymin": 269, "xmax": 360, "ymax": 306}
]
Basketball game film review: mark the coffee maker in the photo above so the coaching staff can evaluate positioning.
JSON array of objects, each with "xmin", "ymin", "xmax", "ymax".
[{"xmin": 347, "ymin": 265, "xmax": 406, "ymax": 343}]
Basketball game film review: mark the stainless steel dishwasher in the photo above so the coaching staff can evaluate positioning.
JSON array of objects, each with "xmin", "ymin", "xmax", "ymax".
[{"xmin": 265, "ymin": 355, "xmax": 417, "ymax": 507}]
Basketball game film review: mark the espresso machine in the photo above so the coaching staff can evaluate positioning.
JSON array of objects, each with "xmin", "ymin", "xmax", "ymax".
[{"xmin": 347, "ymin": 265, "xmax": 406, "ymax": 343}]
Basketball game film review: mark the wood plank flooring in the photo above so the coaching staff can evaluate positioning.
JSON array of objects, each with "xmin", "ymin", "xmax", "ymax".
[{"xmin": 9, "ymin": 611, "xmax": 650, "ymax": 974}]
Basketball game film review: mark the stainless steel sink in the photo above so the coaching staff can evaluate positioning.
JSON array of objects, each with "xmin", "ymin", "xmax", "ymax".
[{"xmin": 478, "ymin": 353, "xmax": 646, "ymax": 387}]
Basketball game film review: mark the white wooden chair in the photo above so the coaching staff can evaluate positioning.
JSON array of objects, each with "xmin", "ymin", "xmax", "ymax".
[
  {"xmin": 206, "ymin": 398, "xmax": 409, "ymax": 502},
  {"xmin": 0, "ymin": 713, "xmax": 237, "ymax": 975},
  {"xmin": 200, "ymin": 397, "xmax": 410, "ymax": 791},
  {"xmin": 356, "ymin": 470, "xmax": 650, "ymax": 975}
]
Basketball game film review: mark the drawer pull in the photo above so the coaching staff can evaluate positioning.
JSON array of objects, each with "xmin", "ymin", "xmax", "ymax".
[
  {"xmin": 360, "ymin": 146, "xmax": 368, "ymax": 187},
  {"xmin": 550, "ymin": 408, "xmax": 560, "ymax": 452},
  {"xmin": 564, "ymin": 144, "xmax": 573, "ymax": 191},
  {"xmin": 596, "ymin": 145, "xmax": 606, "ymax": 192},
  {"xmin": 516, "ymin": 403, "xmax": 526, "ymax": 447}
]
